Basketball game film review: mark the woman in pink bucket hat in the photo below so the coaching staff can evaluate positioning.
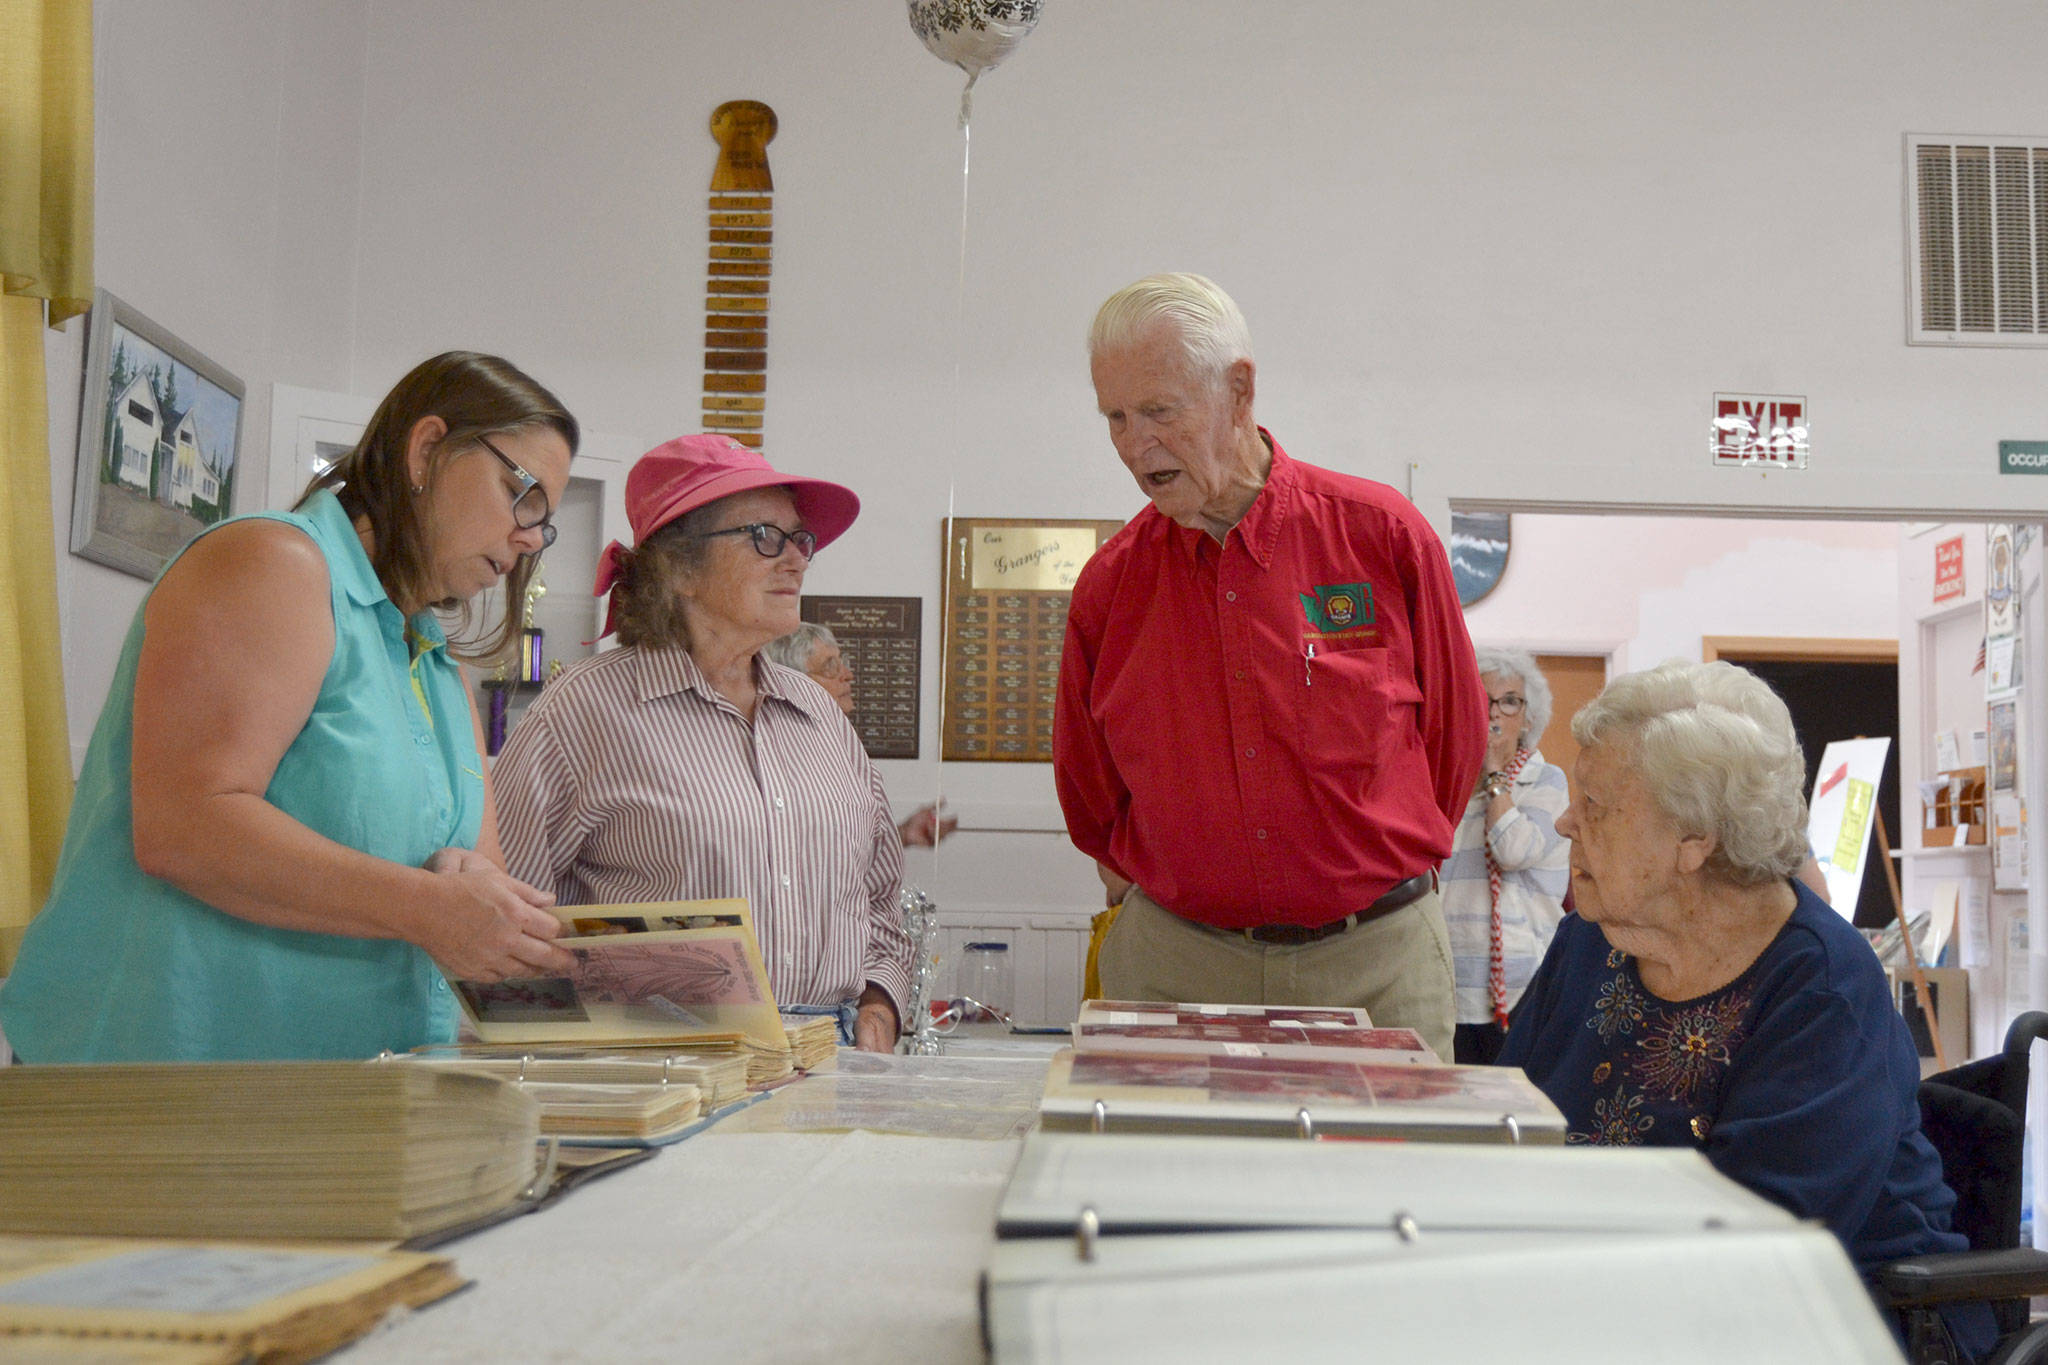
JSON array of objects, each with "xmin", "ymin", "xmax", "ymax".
[{"xmin": 492, "ymin": 435, "xmax": 912, "ymax": 1051}]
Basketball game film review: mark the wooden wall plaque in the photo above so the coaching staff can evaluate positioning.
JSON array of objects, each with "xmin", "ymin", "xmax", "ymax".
[
  {"xmin": 704, "ymin": 100, "xmax": 775, "ymax": 447},
  {"xmin": 801, "ymin": 595, "xmax": 922, "ymax": 760},
  {"xmin": 940, "ymin": 517, "xmax": 1124, "ymax": 762}
]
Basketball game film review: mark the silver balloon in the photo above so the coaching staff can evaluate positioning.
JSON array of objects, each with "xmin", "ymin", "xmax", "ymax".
[{"xmin": 907, "ymin": 0, "xmax": 1042, "ymax": 85}]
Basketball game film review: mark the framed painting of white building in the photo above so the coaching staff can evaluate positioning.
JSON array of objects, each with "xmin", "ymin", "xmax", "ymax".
[{"xmin": 70, "ymin": 289, "xmax": 246, "ymax": 580}]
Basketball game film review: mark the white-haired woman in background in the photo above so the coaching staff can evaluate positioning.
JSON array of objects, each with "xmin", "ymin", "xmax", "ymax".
[
  {"xmin": 761, "ymin": 623, "xmax": 957, "ymax": 848},
  {"xmin": 1501, "ymin": 660, "xmax": 1990, "ymax": 1361},
  {"xmin": 1441, "ymin": 646, "xmax": 1570, "ymax": 1064}
]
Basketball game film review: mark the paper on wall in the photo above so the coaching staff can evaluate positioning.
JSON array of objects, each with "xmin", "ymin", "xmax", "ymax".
[
  {"xmin": 1988, "ymin": 637, "xmax": 2020, "ymax": 698},
  {"xmin": 1958, "ymin": 877, "xmax": 1992, "ymax": 970},
  {"xmin": 1934, "ymin": 730, "xmax": 1964, "ymax": 775},
  {"xmin": 2008, "ymin": 911, "xmax": 2030, "ymax": 1015},
  {"xmin": 1995, "ymin": 792, "xmax": 2028, "ymax": 893}
]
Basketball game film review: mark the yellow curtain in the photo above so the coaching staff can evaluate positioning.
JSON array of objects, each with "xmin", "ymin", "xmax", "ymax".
[{"xmin": 0, "ymin": 0, "xmax": 93, "ymax": 969}]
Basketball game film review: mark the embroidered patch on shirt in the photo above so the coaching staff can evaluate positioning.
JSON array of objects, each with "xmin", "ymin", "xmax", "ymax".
[{"xmin": 1299, "ymin": 581, "xmax": 1375, "ymax": 633}]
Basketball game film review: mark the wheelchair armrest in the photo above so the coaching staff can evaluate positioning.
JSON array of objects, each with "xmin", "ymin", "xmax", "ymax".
[{"xmin": 1879, "ymin": 1247, "xmax": 2048, "ymax": 1306}]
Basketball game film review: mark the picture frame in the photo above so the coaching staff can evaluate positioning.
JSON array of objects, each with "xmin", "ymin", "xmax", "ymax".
[{"xmin": 70, "ymin": 289, "xmax": 247, "ymax": 580}]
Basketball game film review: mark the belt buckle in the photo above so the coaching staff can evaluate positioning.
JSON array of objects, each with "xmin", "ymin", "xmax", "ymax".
[{"xmin": 1248, "ymin": 923, "xmax": 1315, "ymax": 946}]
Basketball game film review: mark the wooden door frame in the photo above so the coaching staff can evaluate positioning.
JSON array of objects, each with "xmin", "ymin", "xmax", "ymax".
[{"xmin": 1703, "ymin": 636, "xmax": 1898, "ymax": 665}]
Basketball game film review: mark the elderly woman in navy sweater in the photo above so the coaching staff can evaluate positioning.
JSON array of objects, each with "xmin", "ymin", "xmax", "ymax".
[{"xmin": 1502, "ymin": 660, "xmax": 1992, "ymax": 1360}]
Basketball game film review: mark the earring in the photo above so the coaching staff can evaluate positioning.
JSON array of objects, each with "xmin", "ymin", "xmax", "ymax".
[{"xmin": 412, "ymin": 483, "xmax": 425, "ymax": 493}]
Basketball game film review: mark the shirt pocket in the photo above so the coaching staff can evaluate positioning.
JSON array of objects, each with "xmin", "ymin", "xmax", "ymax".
[{"xmin": 1299, "ymin": 644, "xmax": 1401, "ymax": 780}]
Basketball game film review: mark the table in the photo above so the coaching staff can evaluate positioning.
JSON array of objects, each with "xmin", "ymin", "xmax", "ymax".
[{"xmin": 336, "ymin": 1063, "xmax": 1041, "ymax": 1363}]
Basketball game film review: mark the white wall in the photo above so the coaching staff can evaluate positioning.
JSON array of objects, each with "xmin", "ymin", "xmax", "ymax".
[
  {"xmin": 49, "ymin": 0, "xmax": 369, "ymax": 767},
  {"xmin": 1463, "ymin": 514, "xmax": 1900, "ymax": 671},
  {"xmin": 52, "ymin": 1, "xmax": 2048, "ymax": 938}
]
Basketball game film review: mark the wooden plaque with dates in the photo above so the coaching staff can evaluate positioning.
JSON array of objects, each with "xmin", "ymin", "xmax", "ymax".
[
  {"xmin": 801, "ymin": 595, "xmax": 922, "ymax": 760},
  {"xmin": 704, "ymin": 100, "xmax": 776, "ymax": 447},
  {"xmin": 940, "ymin": 517, "xmax": 1124, "ymax": 762}
]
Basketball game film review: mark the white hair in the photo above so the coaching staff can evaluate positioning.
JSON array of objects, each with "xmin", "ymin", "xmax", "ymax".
[
  {"xmin": 1088, "ymin": 272, "xmax": 1254, "ymax": 385},
  {"xmin": 759, "ymin": 621, "xmax": 837, "ymax": 673},
  {"xmin": 1571, "ymin": 659, "xmax": 1811, "ymax": 886},
  {"xmin": 1474, "ymin": 645, "xmax": 1552, "ymax": 749}
]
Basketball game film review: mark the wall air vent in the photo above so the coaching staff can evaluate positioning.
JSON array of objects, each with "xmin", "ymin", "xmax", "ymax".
[{"xmin": 1906, "ymin": 135, "xmax": 2048, "ymax": 347}]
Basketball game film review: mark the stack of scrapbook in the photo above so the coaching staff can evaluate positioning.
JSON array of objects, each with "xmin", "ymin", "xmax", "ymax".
[
  {"xmin": 0, "ymin": 1236, "xmax": 467, "ymax": 1364},
  {"xmin": 449, "ymin": 900, "xmax": 794, "ymax": 1084},
  {"xmin": 1038, "ymin": 1047, "xmax": 1566, "ymax": 1142},
  {"xmin": 403, "ymin": 1048, "xmax": 752, "ymax": 1111},
  {"xmin": 780, "ymin": 1013, "xmax": 840, "ymax": 1071},
  {"xmin": 0, "ymin": 1064, "xmax": 538, "ymax": 1241},
  {"xmin": 1070, "ymin": 999, "xmax": 1437, "ymax": 1064}
]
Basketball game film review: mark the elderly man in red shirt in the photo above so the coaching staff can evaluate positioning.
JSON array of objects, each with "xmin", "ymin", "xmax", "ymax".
[{"xmin": 1053, "ymin": 273, "xmax": 1488, "ymax": 1058}]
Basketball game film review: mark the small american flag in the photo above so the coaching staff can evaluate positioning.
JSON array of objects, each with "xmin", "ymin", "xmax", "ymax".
[{"xmin": 1973, "ymin": 637, "xmax": 1987, "ymax": 675}]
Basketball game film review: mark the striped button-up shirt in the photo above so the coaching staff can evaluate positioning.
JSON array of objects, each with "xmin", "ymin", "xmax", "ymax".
[{"xmin": 493, "ymin": 644, "xmax": 912, "ymax": 1019}]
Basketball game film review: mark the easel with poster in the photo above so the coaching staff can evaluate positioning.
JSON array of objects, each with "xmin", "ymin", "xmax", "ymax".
[{"xmin": 1811, "ymin": 736, "xmax": 1948, "ymax": 1069}]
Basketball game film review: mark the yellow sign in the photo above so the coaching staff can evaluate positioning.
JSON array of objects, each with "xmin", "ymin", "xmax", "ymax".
[
  {"xmin": 1833, "ymin": 778, "xmax": 1874, "ymax": 874},
  {"xmin": 969, "ymin": 526, "xmax": 1099, "ymax": 591}
]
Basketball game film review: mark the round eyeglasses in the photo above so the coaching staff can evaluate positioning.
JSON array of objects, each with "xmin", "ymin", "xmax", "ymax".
[
  {"xmin": 1487, "ymin": 693, "xmax": 1526, "ymax": 716},
  {"xmin": 476, "ymin": 435, "xmax": 558, "ymax": 550},
  {"xmin": 698, "ymin": 522, "xmax": 817, "ymax": 560}
]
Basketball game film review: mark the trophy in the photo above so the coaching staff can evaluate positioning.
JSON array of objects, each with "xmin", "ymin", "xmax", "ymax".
[{"xmin": 899, "ymin": 886, "xmax": 944, "ymax": 1055}]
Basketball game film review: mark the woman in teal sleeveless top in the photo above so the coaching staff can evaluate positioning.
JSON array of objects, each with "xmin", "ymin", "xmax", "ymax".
[{"xmin": 0, "ymin": 353, "xmax": 580, "ymax": 1061}]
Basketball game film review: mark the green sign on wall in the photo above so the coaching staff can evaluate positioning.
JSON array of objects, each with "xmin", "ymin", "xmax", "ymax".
[{"xmin": 2000, "ymin": 440, "xmax": 2048, "ymax": 474}]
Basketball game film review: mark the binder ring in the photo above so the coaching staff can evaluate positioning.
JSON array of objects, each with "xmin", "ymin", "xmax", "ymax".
[
  {"xmin": 519, "ymin": 1136, "xmax": 562, "ymax": 1202},
  {"xmin": 1075, "ymin": 1205, "xmax": 1101, "ymax": 1263},
  {"xmin": 1500, "ymin": 1113, "xmax": 1521, "ymax": 1145},
  {"xmin": 1393, "ymin": 1211, "xmax": 1420, "ymax": 1243},
  {"xmin": 1295, "ymin": 1107, "xmax": 1315, "ymax": 1141},
  {"xmin": 1091, "ymin": 1099, "xmax": 1109, "ymax": 1134}
]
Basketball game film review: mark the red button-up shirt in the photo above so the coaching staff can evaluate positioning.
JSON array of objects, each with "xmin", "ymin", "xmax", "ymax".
[{"xmin": 1054, "ymin": 433, "xmax": 1488, "ymax": 930}]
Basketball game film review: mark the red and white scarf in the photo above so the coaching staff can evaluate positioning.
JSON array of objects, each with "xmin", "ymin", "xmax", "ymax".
[{"xmin": 1486, "ymin": 747, "xmax": 1534, "ymax": 1030}]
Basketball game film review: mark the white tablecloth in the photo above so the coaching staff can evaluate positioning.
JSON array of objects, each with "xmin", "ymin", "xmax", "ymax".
[{"xmin": 336, "ymin": 1126, "xmax": 1019, "ymax": 1363}]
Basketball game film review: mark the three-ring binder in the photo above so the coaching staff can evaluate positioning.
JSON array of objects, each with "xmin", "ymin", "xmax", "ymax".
[{"xmin": 1081, "ymin": 1099, "xmax": 1326, "ymax": 1139}]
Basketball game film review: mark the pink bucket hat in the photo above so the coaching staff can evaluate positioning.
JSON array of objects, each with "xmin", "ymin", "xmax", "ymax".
[{"xmin": 593, "ymin": 434, "xmax": 860, "ymax": 637}]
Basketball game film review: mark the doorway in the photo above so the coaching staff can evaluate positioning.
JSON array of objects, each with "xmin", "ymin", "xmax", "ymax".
[
  {"xmin": 1706, "ymin": 639, "xmax": 1902, "ymax": 929},
  {"xmin": 1530, "ymin": 652, "xmax": 1607, "ymax": 784}
]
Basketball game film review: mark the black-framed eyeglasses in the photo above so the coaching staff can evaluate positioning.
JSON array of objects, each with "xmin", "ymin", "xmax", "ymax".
[
  {"xmin": 698, "ymin": 522, "xmax": 817, "ymax": 560},
  {"xmin": 477, "ymin": 435, "xmax": 557, "ymax": 550},
  {"xmin": 1488, "ymin": 693, "xmax": 1526, "ymax": 715}
]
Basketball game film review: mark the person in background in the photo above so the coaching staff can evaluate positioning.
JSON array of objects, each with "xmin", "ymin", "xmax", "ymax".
[
  {"xmin": 1054, "ymin": 272, "xmax": 1487, "ymax": 1058},
  {"xmin": 0, "ymin": 352, "xmax": 578, "ymax": 1061},
  {"xmin": 493, "ymin": 435, "xmax": 911, "ymax": 1052},
  {"xmin": 761, "ymin": 622, "xmax": 958, "ymax": 848},
  {"xmin": 1441, "ymin": 646, "xmax": 1570, "ymax": 1063},
  {"xmin": 1502, "ymin": 660, "xmax": 1992, "ymax": 1361}
]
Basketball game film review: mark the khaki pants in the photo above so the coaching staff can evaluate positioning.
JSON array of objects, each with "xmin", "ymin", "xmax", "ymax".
[{"xmin": 1097, "ymin": 885, "xmax": 1457, "ymax": 1060}]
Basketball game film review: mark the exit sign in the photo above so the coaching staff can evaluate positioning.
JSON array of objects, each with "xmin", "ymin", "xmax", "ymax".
[{"xmin": 1712, "ymin": 394, "xmax": 1808, "ymax": 468}]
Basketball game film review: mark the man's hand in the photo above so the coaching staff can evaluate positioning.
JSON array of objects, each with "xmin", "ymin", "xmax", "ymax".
[
  {"xmin": 853, "ymin": 983, "xmax": 900, "ymax": 1053},
  {"xmin": 420, "ymin": 848, "xmax": 574, "ymax": 982},
  {"xmin": 898, "ymin": 802, "xmax": 959, "ymax": 848},
  {"xmin": 1096, "ymin": 861, "xmax": 1133, "ymax": 909}
]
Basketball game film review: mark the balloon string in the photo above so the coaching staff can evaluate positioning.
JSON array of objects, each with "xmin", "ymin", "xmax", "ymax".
[
  {"xmin": 958, "ymin": 69, "xmax": 979, "ymax": 131},
  {"xmin": 933, "ymin": 75, "xmax": 972, "ymax": 890}
]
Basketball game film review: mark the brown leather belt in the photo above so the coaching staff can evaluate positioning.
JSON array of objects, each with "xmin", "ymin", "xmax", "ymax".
[{"xmin": 1240, "ymin": 872, "xmax": 1434, "ymax": 946}]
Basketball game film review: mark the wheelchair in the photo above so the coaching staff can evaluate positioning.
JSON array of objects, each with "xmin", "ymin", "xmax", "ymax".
[{"xmin": 1881, "ymin": 1011, "xmax": 2048, "ymax": 1364}]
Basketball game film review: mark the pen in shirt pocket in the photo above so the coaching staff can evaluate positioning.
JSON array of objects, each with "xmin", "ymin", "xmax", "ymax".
[{"xmin": 1304, "ymin": 640, "xmax": 1315, "ymax": 686}]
